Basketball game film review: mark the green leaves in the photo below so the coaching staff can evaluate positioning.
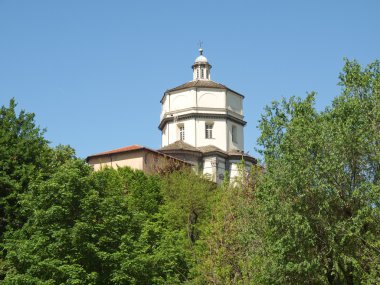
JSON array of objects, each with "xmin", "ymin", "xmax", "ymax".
[{"xmin": 254, "ymin": 59, "xmax": 380, "ymax": 284}]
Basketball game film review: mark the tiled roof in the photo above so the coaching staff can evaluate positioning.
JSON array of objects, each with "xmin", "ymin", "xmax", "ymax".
[
  {"xmin": 88, "ymin": 145, "xmax": 143, "ymax": 157},
  {"xmin": 159, "ymin": 140, "xmax": 201, "ymax": 152},
  {"xmin": 165, "ymin": 80, "xmax": 244, "ymax": 97},
  {"xmin": 159, "ymin": 142, "xmax": 256, "ymax": 162},
  {"xmin": 198, "ymin": 145, "xmax": 227, "ymax": 155},
  {"xmin": 86, "ymin": 144, "xmax": 192, "ymax": 166},
  {"xmin": 227, "ymin": 150, "xmax": 257, "ymax": 163},
  {"xmin": 227, "ymin": 150, "xmax": 246, "ymax": 156}
]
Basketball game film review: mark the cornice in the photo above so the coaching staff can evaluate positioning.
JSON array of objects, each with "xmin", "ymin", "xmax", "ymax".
[
  {"xmin": 160, "ymin": 107, "xmax": 244, "ymax": 122},
  {"xmin": 158, "ymin": 112, "xmax": 247, "ymax": 130}
]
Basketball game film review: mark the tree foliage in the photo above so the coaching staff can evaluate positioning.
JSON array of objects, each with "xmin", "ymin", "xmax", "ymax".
[
  {"xmin": 0, "ymin": 99, "xmax": 50, "ymax": 235},
  {"xmin": 254, "ymin": 59, "xmax": 380, "ymax": 284}
]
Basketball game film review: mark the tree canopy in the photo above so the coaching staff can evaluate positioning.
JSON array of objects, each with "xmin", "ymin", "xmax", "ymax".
[{"xmin": 254, "ymin": 59, "xmax": 380, "ymax": 284}]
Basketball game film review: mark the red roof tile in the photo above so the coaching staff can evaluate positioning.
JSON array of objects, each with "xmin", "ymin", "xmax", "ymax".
[{"xmin": 88, "ymin": 145, "xmax": 144, "ymax": 157}]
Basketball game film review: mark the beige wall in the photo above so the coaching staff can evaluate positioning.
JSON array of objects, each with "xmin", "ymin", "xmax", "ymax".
[
  {"xmin": 88, "ymin": 150, "xmax": 145, "ymax": 171},
  {"xmin": 88, "ymin": 150, "xmax": 189, "ymax": 174}
]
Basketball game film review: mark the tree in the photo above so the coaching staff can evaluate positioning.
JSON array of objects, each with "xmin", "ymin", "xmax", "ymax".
[
  {"xmin": 254, "ymin": 59, "xmax": 380, "ymax": 284},
  {"xmin": 191, "ymin": 165, "xmax": 262, "ymax": 285},
  {"xmin": 2, "ymin": 162, "xmax": 169, "ymax": 284},
  {"xmin": 0, "ymin": 99, "xmax": 52, "ymax": 235},
  {"xmin": 2, "ymin": 159, "xmax": 97, "ymax": 284},
  {"xmin": 0, "ymin": 99, "xmax": 59, "ymax": 280}
]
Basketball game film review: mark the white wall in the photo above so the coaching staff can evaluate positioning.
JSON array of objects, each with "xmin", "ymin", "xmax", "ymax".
[
  {"xmin": 226, "ymin": 91, "xmax": 243, "ymax": 115},
  {"xmin": 195, "ymin": 118, "xmax": 227, "ymax": 150},
  {"xmin": 162, "ymin": 117, "xmax": 245, "ymax": 152},
  {"xmin": 227, "ymin": 120, "xmax": 244, "ymax": 151},
  {"xmin": 228, "ymin": 160, "xmax": 255, "ymax": 184},
  {"xmin": 170, "ymin": 89, "xmax": 195, "ymax": 111},
  {"xmin": 162, "ymin": 118, "xmax": 196, "ymax": 147},
  {"xmin": 202, "ymin": 156, "xmax": 226, "ymax": 183},
  {"xmin": 160, "ymin": 87, "xmax": 245, "ymax": 151},
  {"xmin": 197, "ymin": 89, "xmax": 225, "ymax": 109}
]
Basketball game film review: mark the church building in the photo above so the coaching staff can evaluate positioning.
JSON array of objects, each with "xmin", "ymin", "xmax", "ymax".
[
  {"xmin": 158, "ymin": 48, "xmax": 256, "ymax": 183},
  {"xmin": 87, "ymin": 48, "xmax": 256, "ymax": 184}
]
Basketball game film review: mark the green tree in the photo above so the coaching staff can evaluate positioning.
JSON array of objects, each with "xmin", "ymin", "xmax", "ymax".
[
  {"xmin": 146, "ymin": 169, "xmax": 216, "ymax": 284},
  {"xmin": 3, "ymin": 161, "xmax": 211, "ymax": 284},
  {"xmin": 3, "ymin": 162, "xmax": 167, "ymax": 284},
  {"xmin": 191, "ymin": 165, "xmax": 262, "ymax": 285},
  {"xmin": 0, "ymin": 99, "xmax": 51, "ymax": 235},
  {"xmin": 0, "ymin": 100, "xmax": 74, "ymax": 280},
  {"xmin": 254, "ymin": 59, "xmax": 380, "ymax": 284},
  {"xmin": 3, "ymin": 159, "xmax": 97, "ymax": 284}
]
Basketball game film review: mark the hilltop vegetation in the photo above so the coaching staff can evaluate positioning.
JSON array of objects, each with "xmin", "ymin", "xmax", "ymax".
[{"xmin": 1, "ymin": 59, "xmax": 379, "ymax": 284}]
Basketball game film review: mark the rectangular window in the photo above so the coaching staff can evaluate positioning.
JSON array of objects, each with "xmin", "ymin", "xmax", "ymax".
[
  {"xmin": 205, "ymin": 123, "xmax": 213, "ymax": 139},
  {"xmin": 232, "ymin": 125, "xmax": 237, "ymax": 143},
  {"xmin": 201, "ymin": 68, "xmax": 204, "ymax": 79},
  {"xmin": 179, "ymin": 125, "xmax": 185, "ymax": 141}
]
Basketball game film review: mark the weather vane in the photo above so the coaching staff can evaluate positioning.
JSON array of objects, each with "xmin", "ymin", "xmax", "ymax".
[{"xmin": 198, "ymin": 41, "xmax": 203, "ymax": 55}]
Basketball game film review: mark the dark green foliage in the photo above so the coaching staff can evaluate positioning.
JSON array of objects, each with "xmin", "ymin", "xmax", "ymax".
[
  {"xmin": 2, "ymin": 162, "xmax": 166, "ymax": 284},
  {"xmin": 254, "ymin": 59, "xmax": 380, "ymax": 284},
  {"xmin": 0, "ymin": 99, "xmax": 51, "ymax": 234},
  {"xmin": 0, "ymin": 100, "xmax": 75, "ymax": 281}
]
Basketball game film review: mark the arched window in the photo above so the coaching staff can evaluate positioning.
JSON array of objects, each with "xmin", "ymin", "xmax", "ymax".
[{"xmin": 201, "ymin": 68, "xmax": 204, "ymax": 79}]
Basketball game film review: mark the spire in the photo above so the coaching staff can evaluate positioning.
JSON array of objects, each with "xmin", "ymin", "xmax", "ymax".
[{"xmin": 192, "ymin": 47, "xmax": 212, "ymax": 81}]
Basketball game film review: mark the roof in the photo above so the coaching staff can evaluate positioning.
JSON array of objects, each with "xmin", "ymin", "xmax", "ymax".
[
  {"xmin": 88, "ymin": 145, "xmax": 144, "ymax": 157},
  {"xmin": 159, "ymin": 140, "xmax": 201, "ymax": 153},
  {"xmin": 163, "ymin": 80, "xmax": 244, "ymax": 99},
  {"xmin": 227, "ymin": 150, "xmax": 257, "ymax": 163},
  {"xmin": 198, "ymin": 145, "xmax": 227, "ymax": 155},
  {"xmin": 86, "ymin": 144, "xmax": 191, "ymax": 165},
  {"xmin": 159, "ymin": 141, "xmax": 256, "ymax": 163}
]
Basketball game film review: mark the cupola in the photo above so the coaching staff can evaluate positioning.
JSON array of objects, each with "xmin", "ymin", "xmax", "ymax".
[{"xmin": 192, "ymin": 48, "xmax": 212, "ymax": 81}]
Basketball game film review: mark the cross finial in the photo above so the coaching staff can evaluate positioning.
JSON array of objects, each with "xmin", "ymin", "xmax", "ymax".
[{"xmin": 198, "ymin": 41, "xmax": 203, "ymax": 55}]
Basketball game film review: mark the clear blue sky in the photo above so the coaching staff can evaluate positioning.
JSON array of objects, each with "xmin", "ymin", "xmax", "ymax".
[{"xmin": 1, "ymin": 1, "xmax": 379, "ymax": 159}]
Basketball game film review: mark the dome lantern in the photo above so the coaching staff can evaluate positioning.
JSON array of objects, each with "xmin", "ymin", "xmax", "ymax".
[{"xmin": 192, "ymin": 48, "xmax": 212, "ymax": 81}]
